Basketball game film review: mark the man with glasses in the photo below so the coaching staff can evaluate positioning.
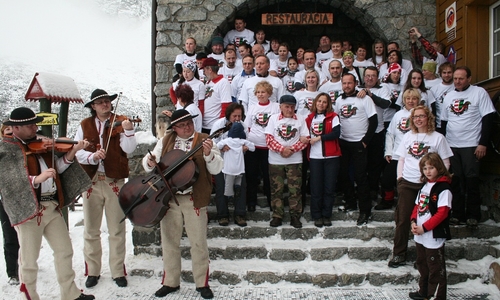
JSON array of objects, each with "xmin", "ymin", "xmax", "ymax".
[
  {"xmin": 74, "ymin": 89, "xmax": 137, "ymax": 288},
  {"xmin": 143, "ymin": 109, "xmax": 222, "ymax": 299}
]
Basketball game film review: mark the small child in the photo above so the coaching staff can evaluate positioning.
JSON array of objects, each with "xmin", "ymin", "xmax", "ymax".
[
  {"xmin": 409, "ymin": 152, "xmax": 452, "ymax": 300},
  {"xmin": 217, "ymin": 122, "xmax": 255, "ymax": 226},
  {"xmin": 282, "ymin": 57, "xmax": 299, "ymax": 95}
]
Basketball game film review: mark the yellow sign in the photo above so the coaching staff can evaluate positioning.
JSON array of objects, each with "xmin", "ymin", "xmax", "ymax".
[
  {"xmin": 262, "ymin": 13, "xmax": 334, "ymax": 25},
  {"xmin": 36, "ymin": 113, "xmax": 59, "ymax": 126}
]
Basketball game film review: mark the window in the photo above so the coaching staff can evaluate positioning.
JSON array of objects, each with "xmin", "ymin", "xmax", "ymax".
[{"xmin": 491, "ymin": 1, "xmax": 500, "ymax": 77}]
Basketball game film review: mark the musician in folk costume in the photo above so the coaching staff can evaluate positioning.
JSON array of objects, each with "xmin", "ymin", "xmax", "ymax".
[
  {"xmin": 74, "ymin": 89, "xmax": 137, "ymax": 288},
  {"xmin": 142, "ymin": 109, "xmax": 222, "ymax": 299},
  {"xmin": 0, "ymin": 107, "xmax": 94, "ymax": 300}
]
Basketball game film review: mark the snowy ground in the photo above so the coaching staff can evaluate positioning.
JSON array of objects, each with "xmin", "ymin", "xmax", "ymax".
[{"xmin": 0, "ymin": 207, "xmax": 499, "ymax": 299}]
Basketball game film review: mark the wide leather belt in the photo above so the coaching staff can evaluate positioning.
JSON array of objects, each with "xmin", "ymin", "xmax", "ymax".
[{"xmin": 40, "ymin": 193, "xmax": 57, "ymax": 202}]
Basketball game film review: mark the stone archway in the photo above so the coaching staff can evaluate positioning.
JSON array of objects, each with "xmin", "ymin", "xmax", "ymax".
[{"xmin": 154, "ymin": 0, "xmax": 436, "ymax": 114}]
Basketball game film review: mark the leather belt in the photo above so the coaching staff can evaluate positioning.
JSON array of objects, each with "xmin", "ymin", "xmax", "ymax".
[{"xmin": 40, "ymin": 193, "xmax": 57, "ymax": 202}]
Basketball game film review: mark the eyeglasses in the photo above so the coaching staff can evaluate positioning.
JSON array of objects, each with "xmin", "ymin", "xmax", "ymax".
[
  {"xmin": 412, "ymin": 114, "xmax": 428, "ymax": 120},
  {"xmin": 93, "ymin": 99, "xmax": 111, "ymax": 105},
  {"xmin": 173, "ymin": 121, "xmax": 193, "ymax": 129}
]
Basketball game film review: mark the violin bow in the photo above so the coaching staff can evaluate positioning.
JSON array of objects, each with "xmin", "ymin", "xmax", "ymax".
[{"xmin": 103, "ymin": 92, "xmax": 123, "ymax": 152}]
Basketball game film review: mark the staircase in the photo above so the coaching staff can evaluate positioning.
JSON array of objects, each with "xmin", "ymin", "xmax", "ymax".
[{"xmin": 132, "ymin": 194, "xmax": 500, "ymax": 292}]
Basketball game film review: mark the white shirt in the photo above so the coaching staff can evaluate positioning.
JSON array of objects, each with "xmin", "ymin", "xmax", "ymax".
[
  {"xmin": 172, "ymin": 78, "xmax": 205, "ymax": 108},
  {"xmin": 294, "ymin": 67, "xmax": 327, "ymax": 86},
  {"xmin": 202, "ymin": 76, "xmax": 232, "ymax": 129},
  {"xmin": 430, "ymin": 82, "xmax": 455, "ymax": 128},
  {"xmin": 231, "ymin": 70, "xmax": 256, "ymax": 100},
  {"xmin": 385, "ymin": 108, "xmax": 412, "ymax": 160},
  {"xmin": 368, "ymin": 85, "xmax": 391, "ymax": 133},
  {"xmin": 309, "ymin": 113, "xmax": 340, "ymax": 159},
  {"xmin": 239, "ymin": 74, "xmax": 284, "ymax": 113},
  {"xmin": 316, "ymin": 50, "xmax": 333, "ymax": 69},
  {"xmin": 396, "ymin": 89, "xmax": 436, "ymax": 110},
  {"xmin": 353, "ymin": 59, "xmax": 375, "ymax": 68},
  {"xmin": 318, "ymin": 80, "xmax": 343, "ymax": 107},
  {"xmin": 217, "ymin": 138, "xmax": 255, "ymax": 175},
  {"xmin": 265, "ymin": 114, "xmax": 309, "ymax": 165},
  {"xmin": 244, "ymin": 101, "xmax": 281, "ymax": 148},
  {"xmin": 218, "ymin": 65, "xmax": 243, "ymax": 84},
  {"xmin": 335, "ymin": 94, "xmax": 377, "ymax": 142},
  {"xmin": 294, "ymin": 90, "xmax": 321, "ymax": 117},
  {"xmin": 321, "ymin": 58, "xmax": 344, "ymax": 79},
  {"xmin": 381, "ymin": 82, "xmax": 404, "ymax": 122},
  {"xmin": 224, "ymin": 29, "xmax": 255, "ymax": 48}
]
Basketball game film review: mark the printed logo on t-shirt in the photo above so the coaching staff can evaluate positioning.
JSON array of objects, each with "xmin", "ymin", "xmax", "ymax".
[
  {"xmin": 437, "ymin": 92, "xmax": 448, "ymax": 104},
  {"xmin": 278, "ymin": 124, "xmax": 298, "ymax": 141},
  {"xmin": 390, "ymin": 90, "xmax": 400, "ymax": 102},
  {"xmin": 340, "ymin": 104, "xmax": 358, "ymax": 118},
  {"xmin": 397, "ymin": 117, "xmax": 411, "ymax": 133},
  {"xmin": 234, "ymin": 37, "xmax": 248, "ymax": 46},
  {"xmin": 328, "ymin": 90, "xmax": 341, "ymax": 105},
  {"xmin": 277, "ymin": 67, "xmax": 288, "ymax": 78},
  {"xmin": 255, "ymin": 113, "xmax": 271, "ymax": 127},
  {"xmin": 286, "ymin": 80, "xmax": 296, "ymax": 93},
  {"xmin": 418, "ymin": 193, "xmax": 429, "ymax": 216},
  {"xmin": 407, "ymin": 141, "xmax": 430, "ymax": 159},
  {"xmin": 303, "ymin": 97, "xmax": 314, "ymax": 110},
  {"xmin": 310, "ymin": 122, "xmax": 324, "ymax": 137},
  {"xmin": 205, "ymin": 86, "xmax": 214, "ymax": 98},
  {"xmin": 226, "ymin": 75, "xmax": 234, "ymax": 83},
  {"xmin": 318, "ymin": 58, "xmax": 329, "ymax": 69},
  {"xmin": 449, "ymin": 99, "xmax": 471, "ymax": 116}
]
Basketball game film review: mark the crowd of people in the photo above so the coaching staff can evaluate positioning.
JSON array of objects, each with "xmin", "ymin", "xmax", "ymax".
[{"xmin": 0, "ymin": 17, "xmax": 496, "ymax": 300}]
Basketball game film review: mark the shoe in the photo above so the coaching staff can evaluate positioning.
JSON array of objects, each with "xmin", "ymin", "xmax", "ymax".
[
  {"xmin": 196, "ymin": 286, "xmax": 214, "ymax": 299},
  {"xmin": 74, "ymin": 294, "xmax": 95, "ymax": 300},
  {"xmin": 338, "ymin": 202, "xmax": 357, "ymax": 212},
  {"xmin": 388, "ymin": 255, "xmax": 406, "ymax": 268},
  {"xmin": 247, "ymin": 205, "xmax": 256, "ymax": 212},
  {"xmin": 323, "ymin": 217, "xmax": 332, "ymax": 227},
  {"xmin": 409, "ymin": 290, "xmax": 427, "ymax": 299},
  {"xmin": 450, "ymin": 217, "xmax": 466, "ymax": 225},
  {"xmin": 290, "ymin": 215, "xmax": 302, "ymax": 228},
  {"xmin": 85, "ymin": 275, "xmax": 100, "ymax": 288},
  {"xmin": 356, "ymin": 212, "xmax": 371, "ymax": 226},
  {"xmin": 218, "ymin": 218, "xmax": 229, "ymax": 226},
  {"xmin": 234, "ymin": 215, "xmax": 247, "ymax": 227},
  {"xmin": 374, "ymin": 200, "xmax": 393, "ymax": 210},
  {"xmin": 270, "ymin": 217, "xmax": 282, "ymax": 227},
  {"xmin": 314, "ymin": 218, "xmax": 323, "ymax": 228},
  {"xmin": 466, "ymin": 218, "xmax": 478, "ymax": 229},
  {"xmin": 155, "ymin": 285, "xmax": 180, "ymax": 297},
  {"xmin": 113, "ymin": 276, "xmax": 127, "ymax": 287},
  {"xmin": 8, "ymin": 276, "xmax": 19, "ymax": 285}
]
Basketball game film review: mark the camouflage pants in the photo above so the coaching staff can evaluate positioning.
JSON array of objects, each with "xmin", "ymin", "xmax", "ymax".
[{"xmin": 269, "ymin": 163, "xmax": 302, "ymax": 218}]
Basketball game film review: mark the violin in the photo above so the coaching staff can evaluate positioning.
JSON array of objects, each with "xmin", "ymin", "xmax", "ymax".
[
  {"xmin": 105, "ymin": 116, "xmax": 142, "ymax": 129},
  {"xmin": 118, "ymin": 123, "xmax": 232, "ymax": 227},
  {"xmin": 26, "ymin": 136, "xmax": 80, "ymax": 153}
]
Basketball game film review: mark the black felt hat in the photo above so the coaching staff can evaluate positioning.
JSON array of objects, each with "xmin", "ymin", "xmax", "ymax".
[
  {"xmin": 168, "ymin": 109, "xmax": 198, "ymax": 130},
  {"xmin": 85, "ymin": 89, "xmax": 118, "ymax": 108},
  {"xmin": 4, "ymin": 107, "xmax": 44, "ymax": 126}
]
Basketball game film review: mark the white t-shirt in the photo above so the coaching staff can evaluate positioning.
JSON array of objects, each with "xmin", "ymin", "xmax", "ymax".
[
  {"xmin": 203, "ymin": 76, "xmax": 232, "ymax": 129},
  {"xmin": 239, "ymin": 74, "xmax": 284, "ymax": 113},
  {"xmin": 368, "ymin": 85, "xmax": 391, "ymax": 133},
  {"xmin": 172, "ymin": 78, "xmax": 205, "ymax": 108},
  {"xmin": 424, "ymin": 78, "xmax": 441, "ymax": 90},
  {"xmin": 265, "ymin": 114, "xmax": 309, "ymax": 165},
  {"xmin": 396, "ymin": 89, "xmax": 436, "ymax": 109},
  {"xmin": 282, "ymin": 72, "xmax": 298, "ymax": 95},
  {"xmin": 174, "ymin": 53, "xmax": 196, "ymax": 69},
  {"xmin": 217, "ymin": 137, "xmax": 255, "ymax": 175},
  {"xmin": 379, "ymin": 65, "xmax": 409, "ymax": 87},
  {"xmin": 316, "ymin": 50, "xmax": 333, "ymax": 69},
  {"xmin": 276, "ymin": 59, "xmax": 289, "ymax": 78},
  {"xmin": 183, "ymin": 103, "xmax": 203, "ymax": 133},
  {"xmin": 318, "ymin": 80, "xmax": 343, "ymax": 107},
  {"xmin": 430, "ymin": 82, "xmax": 455, "ymax": 128},
  {"xmin": 441, "ymin": 85, "xmax": 496, "ymax": 148},
  {"xmin": 250, "ymin": 40, "xmax": 270, "ymax": 53},
  {"xmin": 294, "ymin": 67, "xmax": 327, "ymax": 86},
  {"xmin": 381, "ymin": 82, "xmax": 404, "ymax": 122},
  {"xmin": 208, "ymin": 53, "xmax": 225, "ymax": 67},
  {"xmin": 335, "ymin": 94, "xmax": 377, "ymax": 142},
  {"xmin": 224, "ymin": 29, "xmax": 255, "ymax": 48},
  {"xmin": 309, "ymin": 113, "xmax": 340, "ymax": 159},
  {"xmin": 244, "ymin": 101, "xmax": 281, "ymax": 148},
  {"xmin": 395, "ymin": 131, "xmax": 453, "ymax": 183},
  {"xmin": 294, "ymin": 90, "xmax": 321, "ymax": 117},
  {"xmin": 385, "ymin": 108, "xmax": 412, "ymax": 160},
  {"xmin": 414, "ymin": 181, "xmax": 452, "ymax": 249},
  {"xmin": 321, "ymin": 58, "xmax": 344, "ymax": 79},
  {"xmin": 218, "ymin": 65, "xmax": 243, "ymax": 84},
  {"xmin": 353, "ymin": 59, "xmax": 375, "ymax": 68},
  {"xmin": 231, "ymin": 70, "xmax": 255, "ymax": 99}
]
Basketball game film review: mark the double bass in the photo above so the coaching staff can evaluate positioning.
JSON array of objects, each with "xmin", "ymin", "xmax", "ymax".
[{"xmin": 118, "ymin": 123, "xmax": 231, "ymax": 227}]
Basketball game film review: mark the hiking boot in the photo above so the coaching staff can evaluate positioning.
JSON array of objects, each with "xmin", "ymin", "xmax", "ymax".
[
  {"xmin": 196, "ymin": 286, "xmax": 214, "ymax": 299},
  {"xmin": 218, "ymin": 218, "xmax": 229, "ymax": 226},
  {"xmin": 234, "ymin": 215, "xmax": 247, "ymax": 227},
  {"xmin": 374, "ymin": 200, "xmax": 393, "ymax": 210},
  {"xmin": 85, "ymin": 275, "xmax": 100, "ymax": 288},
  {"xmin": 75, "ymin": 294, "xmax": 95, "ymax": 300},
  {"xmin": 323, "ymin": 217, "xmax": 332, "ymax": 227},
  {"xmin": 113, "ymin": 276, "xmax": 127, "ymax": 287},
  {"xmin": 409, "ymin": 290, "xmax": 427, "ymax": 299},
  {"xmin": 388, "ymin": 255, "xmax": 406, "ymax": 268},
  {"xmin": 356, "ymin": 212, "xmax": 371, "ymax": 226},
  {"xmin": 290, "ymin": 215, "xmax": 302, "ymax": 228},
  {"xmin": 466, "ymin": 218, "xmax": 478, "ymax": 229},
  {"xmin": 155, "ymin": 285, "xmax": 180, "ymax": 297},
  {"xmin": 314, "ymin": 218, "xmax": 323, "ymax": 228},
  {"xmin": 270, "ymin": 217, "xmax": 282, "ymax": 227}
]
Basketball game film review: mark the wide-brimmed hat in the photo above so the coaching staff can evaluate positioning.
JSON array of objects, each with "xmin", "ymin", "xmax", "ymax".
[
  {"xmin": 85, "ymin": 89, "xmax": 118, "ymax": 108},
  {"xmin": 168, "ymin": 109, "xmax": 198, "ymax": 130},
  {"xmin": 4, "ymin": 107, "xmax": 44, "ymax": 126}
]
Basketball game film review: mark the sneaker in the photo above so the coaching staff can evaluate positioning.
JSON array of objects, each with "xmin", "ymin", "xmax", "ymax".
[
  {"xmin": 113, "ymin": 276, "xmax": 127, "ymax": 287},
  {"xmin": 290, "ymin": 215, "xmax": 302, "ymax": 228},
  {"xmin": 196, "ymin": 286, "xmax": 214, "ymax": 299},
  {"xmin": 323, "ymin": 217, "xmax": 332, "ymax": 227},
  {"xmin": 314, "ymin": 218, "xmax": 323, "ymax": 228},
  {"xmin": 409, "ymin": 290, "xmax": 427, "ymax": 299},
  {"xmin": 218, "ymin": 218, "xmax": 229, "ymax": 226},
  {"xmin": 85, "ymin": 275, "xmax": 100, "ymax": 288},
  {"xmin": 356, "ymin": 212, "xmax": 371, "ymax": 226},
  {"xmin": 155, "ymin": 285, "xmax": 180, "ymax": 297},
  {"xmin": 374, "ymin": 200, "xmax": 393, "ymax": 210},
  {"xmin": 466, "ymin": 218, "xmax": 478, "ymax": 229},
  {"xmin": 74, "ymin": 294, "xmax": 95, "ymax": 300},
  {"xmin": 234, "ymin": 215, "xmax": 247, "ymax": 227},
  {"xmin": 270, "ymin": 217, "xmax": 282, "ymax": 227},
  {"xmin": 388, "ymin": 255, "xmax": 406, "ymax": 268},
  {"xmin": 8, "ymin": 276, "xmax": 19, "ymax": 285}
]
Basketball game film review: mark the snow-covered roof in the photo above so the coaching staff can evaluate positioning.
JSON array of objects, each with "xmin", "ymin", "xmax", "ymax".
[{"xmin": 25, "ymin": 72, "xmax": 83, "ymax": 103}]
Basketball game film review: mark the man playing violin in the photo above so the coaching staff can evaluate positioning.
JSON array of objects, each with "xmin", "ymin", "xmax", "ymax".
[
  {"xmin": 74, "ymin": 89, "xmax": 137, "ymax": 288},
  {"xmin": 142, "ymin": 109, "xmax": 222, "ymax": 299},
  {"xmin": 0, "ymin": 107, "xmax": 94, "ymax": 300}
]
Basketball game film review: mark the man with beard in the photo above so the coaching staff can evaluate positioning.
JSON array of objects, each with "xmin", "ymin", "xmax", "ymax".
[
  {"xmin": 218, "ymin": 49, "xmax": 242, "ymax": 84},
  {"xmin": 319, "ymin": 60, "xmax": 343, "ymax": 106},
  {"xmin": 430, "ymin": 62, "xmax": 455, "ymax": 133}
]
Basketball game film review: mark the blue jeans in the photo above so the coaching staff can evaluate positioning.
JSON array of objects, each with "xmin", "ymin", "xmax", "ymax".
[{"xmin": 309, "ymin": 157, "xmax": 340, "ymax": 219}]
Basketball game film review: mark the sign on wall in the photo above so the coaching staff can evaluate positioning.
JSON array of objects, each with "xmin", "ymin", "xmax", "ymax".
[
  {"xmin": 262, "ymin": 13, "xmax": 334, "ymax": 25},
  {"xmin": 445, "ymin": 2, "xmax": 456, "ymax": 42}
]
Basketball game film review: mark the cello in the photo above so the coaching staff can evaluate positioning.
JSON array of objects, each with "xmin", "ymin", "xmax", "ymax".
[{"xmin": 118, "ymin": 123, "xmax": 231, "ymax": 227}]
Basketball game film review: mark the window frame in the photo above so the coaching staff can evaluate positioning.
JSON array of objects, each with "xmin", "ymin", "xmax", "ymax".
[{"xmin": 491, "ymin": 1, "xmax": 500, "ymax": 78}]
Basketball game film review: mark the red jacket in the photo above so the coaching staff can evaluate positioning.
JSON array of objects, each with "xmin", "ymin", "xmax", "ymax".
[{"xmin": 305, "ymin": 111, "xmax": 341, "ymax": 159}]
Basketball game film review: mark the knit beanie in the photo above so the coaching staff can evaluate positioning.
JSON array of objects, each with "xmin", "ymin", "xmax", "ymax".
[{"xmin": 228, "ymin": 122, "xmax": 246, "ymax": 139}]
